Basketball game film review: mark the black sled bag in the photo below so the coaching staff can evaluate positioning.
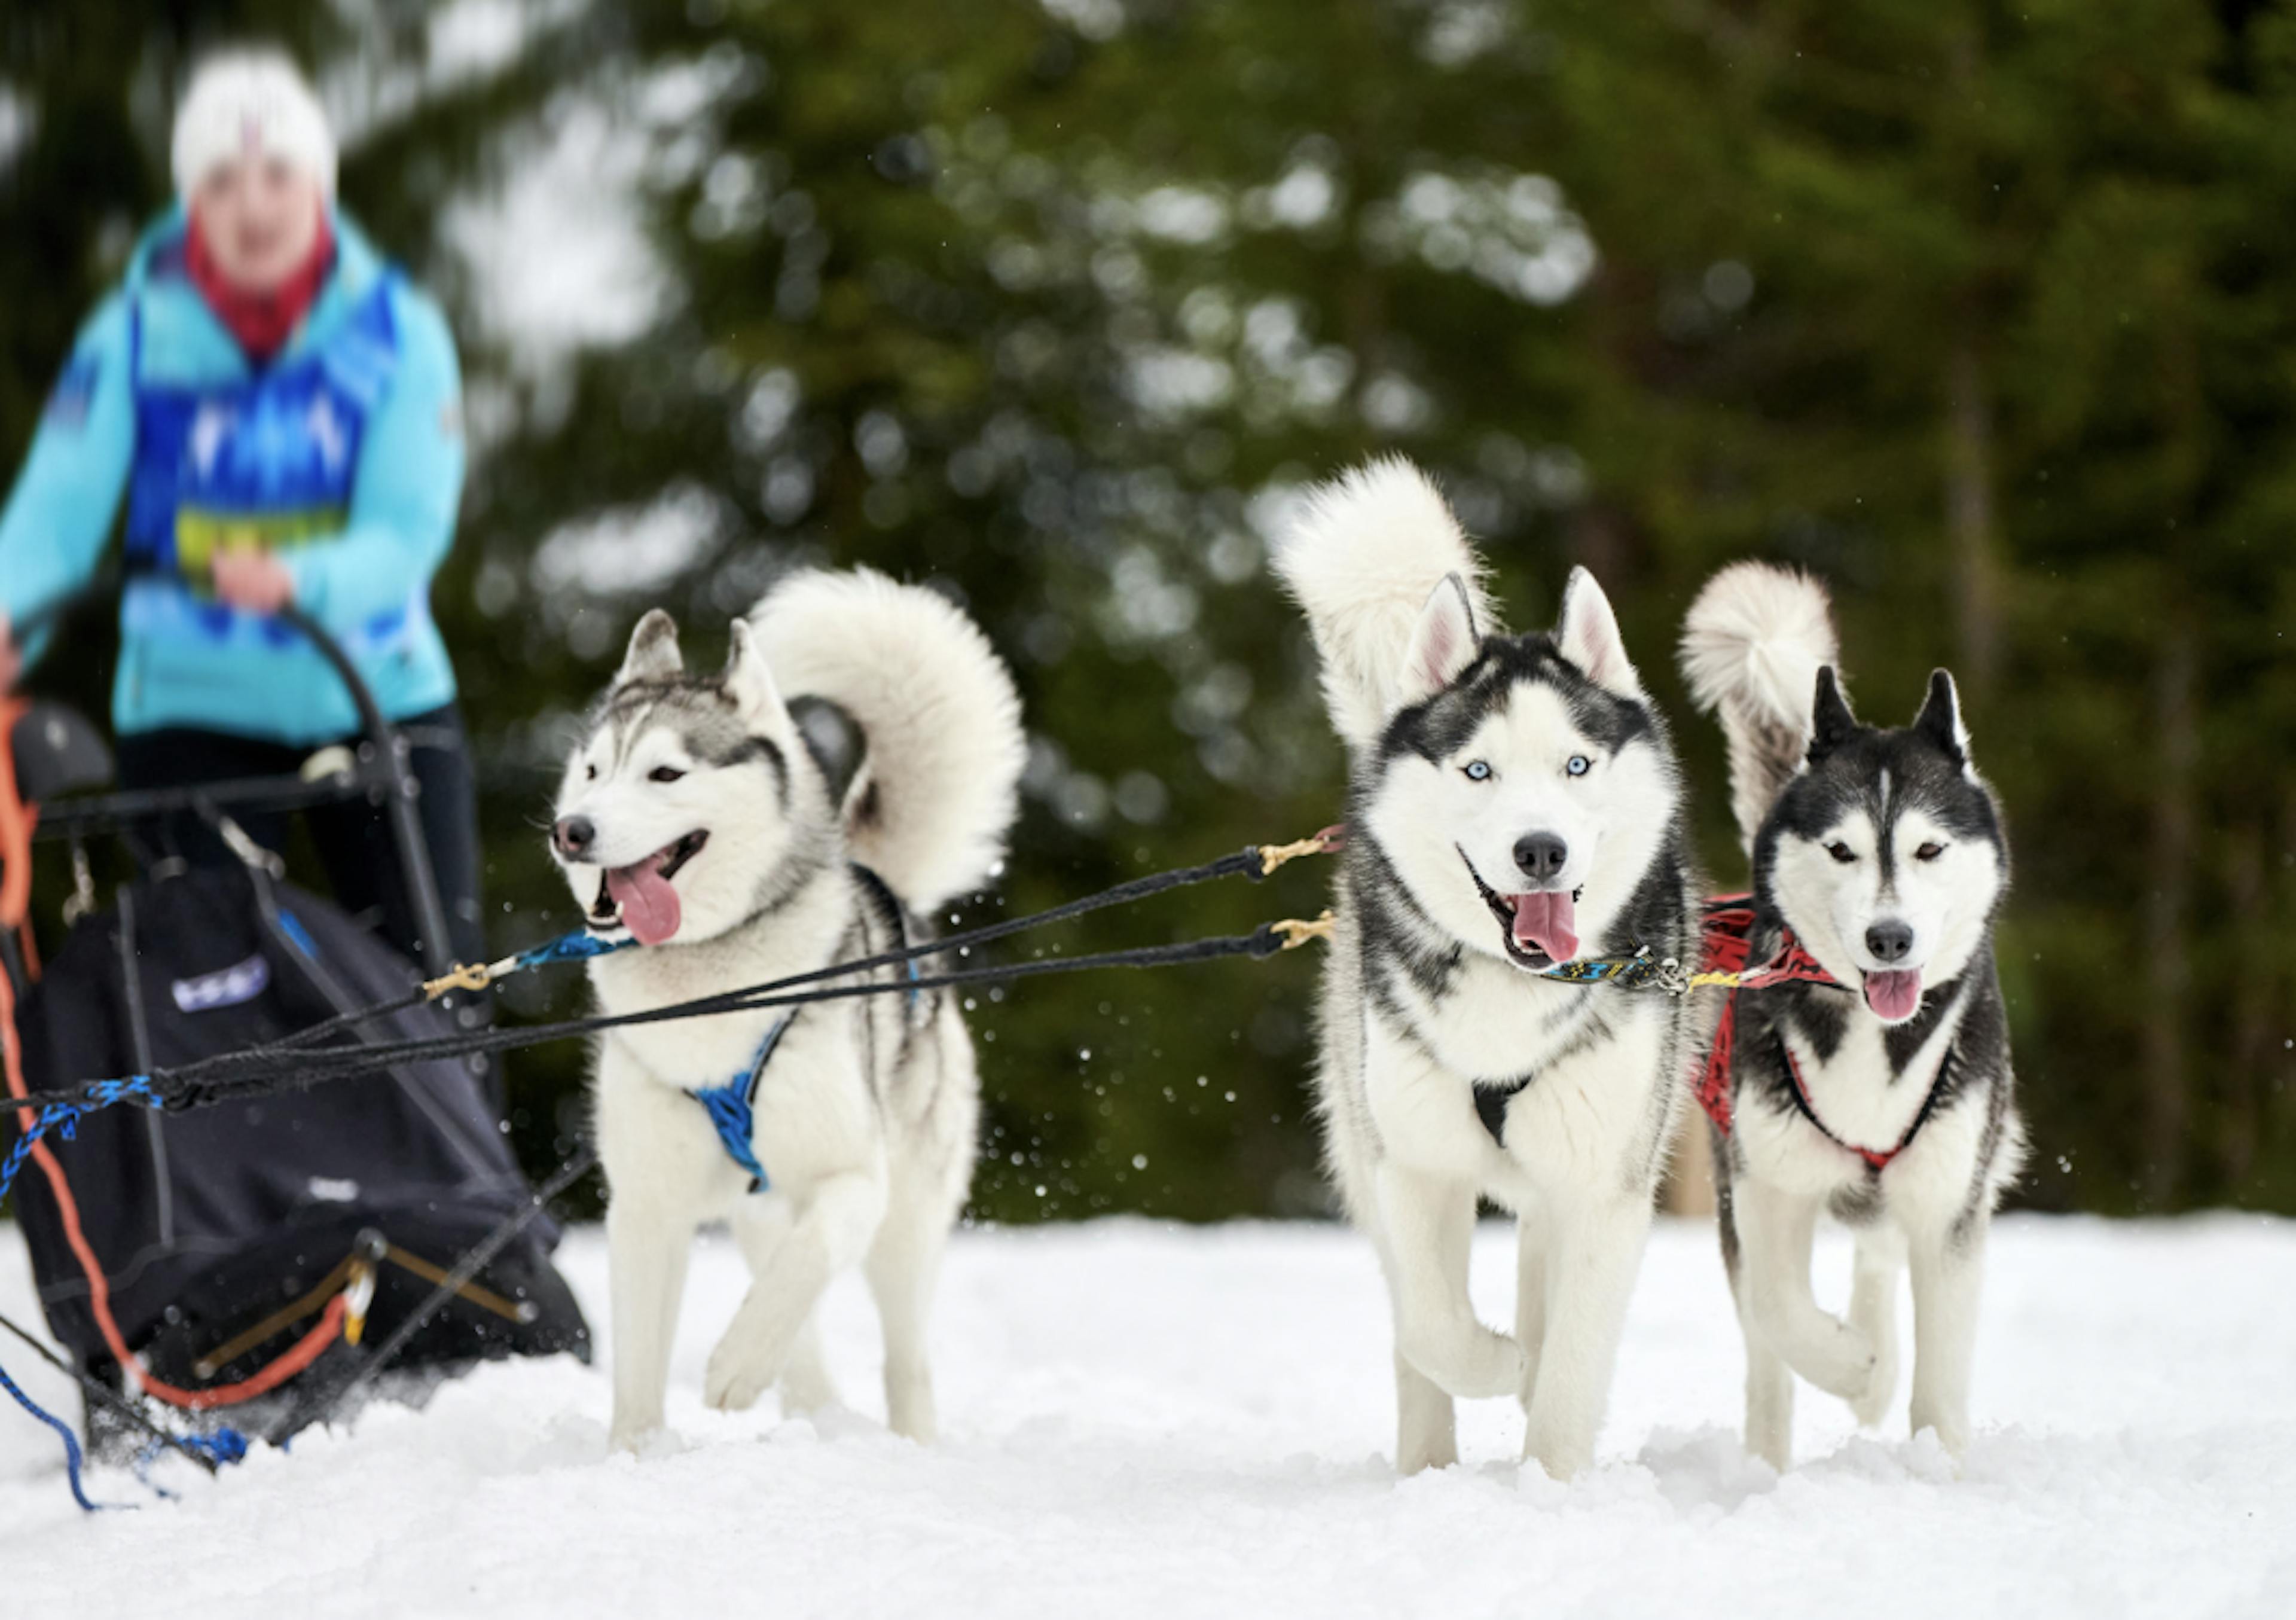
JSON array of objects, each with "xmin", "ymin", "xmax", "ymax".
[{"xmin": 8, "ymin": 861, "xmax": 588, "ymax": 1430}]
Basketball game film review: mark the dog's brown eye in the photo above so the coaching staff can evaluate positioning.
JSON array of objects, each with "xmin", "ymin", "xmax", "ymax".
[
  {"xmin": 585, "ymin": 763, "xmax": 597, "ymax": 782},
  {"xmin": 1915, "ymin": 841, "xmax": 1945, "ymax": 861},
  {"xmin": 1825, "ymin": 840, "xmax": 1856, "ymax": 864},
  {"xmin": 649, "ymin": 766, "xmax": 685, "ymax": 785}
]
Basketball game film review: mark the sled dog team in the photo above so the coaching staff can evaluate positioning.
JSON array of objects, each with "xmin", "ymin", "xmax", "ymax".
[{"xmin": 548, "ymin": 457, "xmax": 2023, "ymax": 1478}]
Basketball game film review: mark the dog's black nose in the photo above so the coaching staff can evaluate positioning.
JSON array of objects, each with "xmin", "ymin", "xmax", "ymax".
[
  {"xmin": 1866, "ymin": 920, "xmax": 1915, "ymax": 963},
  {"xmin": 554, "ymin": 815, "xmax": 596, "ymax": 858},
  {"xmin": 1513, "ymin": 832, "xmax": 1569, "ymax": 883}
]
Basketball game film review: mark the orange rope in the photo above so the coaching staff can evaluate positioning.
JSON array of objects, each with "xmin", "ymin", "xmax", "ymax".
[
  {"xmin": 0, "ymin": 702, "xmax": 347, "ymax": 1409},
  {"xmin": 0, "ymin": 698, "xmax": 37, "ymax": 977}
]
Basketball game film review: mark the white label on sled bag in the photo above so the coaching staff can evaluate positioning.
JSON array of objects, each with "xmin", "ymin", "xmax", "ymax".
[{"xmin": 171, "ymin": 953, "xmax": 270, "ymax": 1013}]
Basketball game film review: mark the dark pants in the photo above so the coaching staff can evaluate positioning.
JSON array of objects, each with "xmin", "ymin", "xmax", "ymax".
[{"xmin": 114, "ymin": 705, "xmax": 487, "ymax": 976}]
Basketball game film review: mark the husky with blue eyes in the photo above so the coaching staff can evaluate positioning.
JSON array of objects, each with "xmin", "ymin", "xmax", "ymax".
[
  {"xmin": 1273, "ymin": 459, "xmax": 1697, "ymax": 1478},
  {"xmin": 1681, "ymin": 562, "xmax": 2024, "ymax": 1468}
]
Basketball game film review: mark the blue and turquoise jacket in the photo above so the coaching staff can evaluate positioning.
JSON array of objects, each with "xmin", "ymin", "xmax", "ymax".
[{"xmin": 0, "ymin": 207, "xmax": 463, "ymax": 745}]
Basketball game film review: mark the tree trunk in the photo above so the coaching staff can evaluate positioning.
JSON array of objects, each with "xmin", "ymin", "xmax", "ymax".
[
  {"xmin": 1944, "ymin": 337, "xmax": 2002, "ymax": 697},
  {"xmin": 2141, "ymin": 615, "xmax": 2196, "ymax": 1207},
  {"xmin": 1663, "ymin": 1112, "xmax": 1717, "ymax": 1218},
  {"xmin": 2222, "ymin": 823, "xmax": 2267, "ymax": 1193}
]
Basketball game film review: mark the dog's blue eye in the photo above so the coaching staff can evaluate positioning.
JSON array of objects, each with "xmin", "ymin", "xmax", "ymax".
[
  {"xmin": 1566, "ymin": 755, "xmax": 1592, "ymax": 777},
  {"xmin": 649, "ymin": 766, "xmax": 685, "ymax": 785},
  {"xmin": 1463, "ymin": 760, "xmax": 1492, "ymax": 782},
  {"xmin": 1825, "ymin": 840, "xmax": 1856, "ymax": 864}
]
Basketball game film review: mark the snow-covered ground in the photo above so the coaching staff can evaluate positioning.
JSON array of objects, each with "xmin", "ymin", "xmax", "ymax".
[{"xmin": 1, "ymin": 1214, "xmax": 2289, "ymax": 1619}]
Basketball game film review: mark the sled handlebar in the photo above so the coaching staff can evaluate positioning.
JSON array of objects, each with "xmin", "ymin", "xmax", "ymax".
[{"xmin": 276, "ymin": 604, "xmax": 456, "ymax": 978}]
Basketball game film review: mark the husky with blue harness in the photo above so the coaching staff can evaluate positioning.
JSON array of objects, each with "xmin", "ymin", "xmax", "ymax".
[{"xmin": 549, "ymin": 571, "xmax": 1025, "ymax": 1451}]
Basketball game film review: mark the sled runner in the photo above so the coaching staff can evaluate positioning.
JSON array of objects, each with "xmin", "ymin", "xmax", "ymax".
[{"xmin": 0, "ymin": 608, "xmax": 588, "ymax": 1454}]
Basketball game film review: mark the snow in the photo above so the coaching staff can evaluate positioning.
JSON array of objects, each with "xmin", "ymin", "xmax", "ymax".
[{"xmin": 1, "ymin": 1214, "xmax": 2290, "ymax": 1619}]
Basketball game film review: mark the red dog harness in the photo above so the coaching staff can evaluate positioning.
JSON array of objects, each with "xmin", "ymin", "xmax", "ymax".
[
  {"xmin": 1692, "ymin": 896, "xmax": 1949, "ymax": 1173},
  {"xmin": 1692, "ymin": 896, "xmax": 1836, "ymax": 1134}
]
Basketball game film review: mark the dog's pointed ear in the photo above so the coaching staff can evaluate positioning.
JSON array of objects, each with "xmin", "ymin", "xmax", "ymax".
[
  {"xmin": 1399, "ymin": 573, "xmax": 1479, "ymax": 704},
  {"xmin": 721, "ymin": 619, "xmax": 784, "ymax": 721},
  {"xmin": 1555, "ymin": 566, "xmax": 1642, "ymax": 697},
  {"xmin": 616, "ymin": 609, "xmax": 683, "ymax": 686},
  {"xmin": 1806, "ymin": 666, "xmax": 1858, "ymax": 764},
  {"xmin": 1912, "ymin": 667, "xmax": 1970, "ymax": 771}
]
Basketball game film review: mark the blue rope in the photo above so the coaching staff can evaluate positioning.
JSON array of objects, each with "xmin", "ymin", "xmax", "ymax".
[
  {"xmin": 1, "ymin": 1080, "xmax": 259, "ymax": 1511},
  {"xmin": 688, "ymin": 1014, "xmax": 795, "ymax": 1193},
  {"xmin": 513, "ymin": 931, "xmax": 636, "ymax": 972},
  {"xmin": 0, "ymin": 1083, "xmax": 160, "ymax": 1512},
  {"xmin": 133, "ymin": 1423, "xmax": 252, "ymax": 1498},
  {"xmin": 179, "ymin": 1427, "xmax": 250, "ymax": 1467},
  {"xmin": 0, "ymin": 1359, "xmax": 100, "ymax": 1511}
]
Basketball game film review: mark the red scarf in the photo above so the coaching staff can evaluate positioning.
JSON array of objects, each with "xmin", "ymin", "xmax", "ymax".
[{"xmin": 187, "ymin": 208, "xmax": 337, "ymax": 364}]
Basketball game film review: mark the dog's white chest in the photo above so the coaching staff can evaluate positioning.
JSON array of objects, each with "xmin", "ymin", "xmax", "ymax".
[
  {"xmin": 1396, "ymin": 956, "xmax": 1602, "ymax": 1084},
  {"xmin": 1739, "ymin": 1009, "xmax": 1961, "ymax": 1197}
]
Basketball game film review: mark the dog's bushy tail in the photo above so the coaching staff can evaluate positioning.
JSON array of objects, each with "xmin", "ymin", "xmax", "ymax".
[
  {"xmin": 1679, "ymin": 562, "xmax": 1839, "ymax": 853},
  {"xmin": 750, "ymin": 569, "xmax": 1025, "ymax": 911},
  {"xmin": 1269, "ymin": 457, "xmax": 1495, "ymax": 750}
]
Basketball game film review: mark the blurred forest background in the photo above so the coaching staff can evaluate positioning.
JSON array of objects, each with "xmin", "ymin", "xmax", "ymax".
[{"xmin": 2, "ymin": 0, "xmax": 2291, "ymax": 1221}]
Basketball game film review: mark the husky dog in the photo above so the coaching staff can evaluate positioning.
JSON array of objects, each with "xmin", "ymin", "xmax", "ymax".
[
  {"xmin": 1680, "ymin": 562, "xmax": 2023, "ymax": 1468},
  {"xmin": 1272, "ymin": 459, "xmax": 1696, "ymax": 1478},
  {"xmin": 550, "ymin": 570, "xmax": 1024, "ymax": 1452}
]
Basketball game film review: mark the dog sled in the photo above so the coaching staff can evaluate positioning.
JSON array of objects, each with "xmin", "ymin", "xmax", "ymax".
[{"xmin": 0, "ymin": 606, "xmax": 588, "ymax": 1456}]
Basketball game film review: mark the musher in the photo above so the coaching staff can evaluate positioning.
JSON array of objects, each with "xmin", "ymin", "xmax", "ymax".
[{"xmin": 0, "ymin": 48, "xmax": 484, "ymax": 977}]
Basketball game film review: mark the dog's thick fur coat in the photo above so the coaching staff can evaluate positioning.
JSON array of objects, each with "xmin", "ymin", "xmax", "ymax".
[
  {"xmin": 1274, "ymin": 459, "xmax": 1696, "ymax": 1478},
  {"xmin": 552, "ymin": 570, "xmax": 1024, "ymax": 1451}
]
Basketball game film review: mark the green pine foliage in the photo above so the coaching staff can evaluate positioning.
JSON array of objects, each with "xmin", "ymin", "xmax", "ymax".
[{"xmin": 2, "ymin": 1, "xmax": 2288, "ymax": 1219}]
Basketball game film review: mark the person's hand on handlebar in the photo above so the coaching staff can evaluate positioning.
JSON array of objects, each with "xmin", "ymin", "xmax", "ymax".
[{"xmin": 212, "ymin": 550, "xmax": 297, "ymax": 615}]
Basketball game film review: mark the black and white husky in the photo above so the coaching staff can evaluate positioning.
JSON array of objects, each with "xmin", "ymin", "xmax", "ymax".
[
  {"xmin": 549, "ymin": 570, "xmax": 1025, "ymax": 1452},
  {"xmin": 1273, "ymin": 460, "xmax": 1696, "ymax": 1478},
  {"xmin": 1680, "ymin": 562, "xmax": 2024, "ymax": 1467}
]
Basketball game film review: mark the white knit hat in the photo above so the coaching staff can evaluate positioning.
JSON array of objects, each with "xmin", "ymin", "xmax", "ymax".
[{"xmin": 171, "ymin": 49, "xmax": 337, "ymax": 199}]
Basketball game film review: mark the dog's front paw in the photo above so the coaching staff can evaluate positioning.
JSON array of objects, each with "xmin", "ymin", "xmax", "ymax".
[
  {"xmin": 1849, "ymin": 1337, "xmax": 1899, "ymax": 1428},
  {"xmin": 1402, "ymin": 1322, "xmax": 1528, "ymax": 1401},
  {"xmin": 1909, "ymin": 1400, "xmax": 1970, "ymax": 1462},
  {"xmin": 609, "ymin": 1415, "xmax": 665, "ymax": 1456},
  {"xmin": 1793, "ymin": 1319, "xmax": 1879, "ymax": 1404},
  {"xmin": 704, "ymin": 1333, "xmax": 780, "ymax": 1414}
]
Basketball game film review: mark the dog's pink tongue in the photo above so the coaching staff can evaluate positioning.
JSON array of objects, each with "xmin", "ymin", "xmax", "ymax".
[
  {"xmin": 606, "ymin": 860, "xmax": 682, "ymax": 947},
  {"xmin": 1512, "ymin": 891, "xmax": 1579, "ymax": 962},
  {"xmin": 1864, "ymin": 970, "xmax": 1922, "ymax": 1020}
]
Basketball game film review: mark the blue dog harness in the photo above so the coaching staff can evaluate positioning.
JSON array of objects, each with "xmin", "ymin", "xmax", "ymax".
[
  {"xmin": 689, "ymin": 1012, "xmax": 797, "ymax": 1193},
  {"xmin": 675, "ymin": 865, "xmax": 928, "ymax": 1191}
]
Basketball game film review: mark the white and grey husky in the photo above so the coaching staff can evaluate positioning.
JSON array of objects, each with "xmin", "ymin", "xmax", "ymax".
[
  {"xmin": 1680, "ymin": 562, "xmax": 2024, "ymax": 1467},
  {"xmin": 1273, "ymin": 459, "xmax": 1696, "ymax": 1478},
  {"xmin": 549, "ymin": 570, "xmax": 1025, "ymax": 1452}
]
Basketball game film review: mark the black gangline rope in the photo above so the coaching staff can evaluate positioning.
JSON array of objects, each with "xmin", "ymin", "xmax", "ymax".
[
  {"xmin": 2, "ymin": 838, "xmax": 1339, "ymax": 1120},
  {"xmin": 240, "ymin": 838, "xmax": 1298, "ymax": 1066}
]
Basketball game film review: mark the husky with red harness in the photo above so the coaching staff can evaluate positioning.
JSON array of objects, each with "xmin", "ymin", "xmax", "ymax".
[{"xmin": 1680, "ymin": 563, "xmax": 2025, "ymax": 1469}]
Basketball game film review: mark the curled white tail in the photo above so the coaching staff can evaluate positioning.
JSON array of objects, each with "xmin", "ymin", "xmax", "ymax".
[
  {"xmin": 1678, "ymin": 562, "xmax": 1839, "ymax": 853},
  {"xmin": 1269, "ymin": 457, "xmax": 1495, "ymax": 749},
  {"xmin": 750, "ymin": 569, "xmax": 1025, "ymax": 911}
]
